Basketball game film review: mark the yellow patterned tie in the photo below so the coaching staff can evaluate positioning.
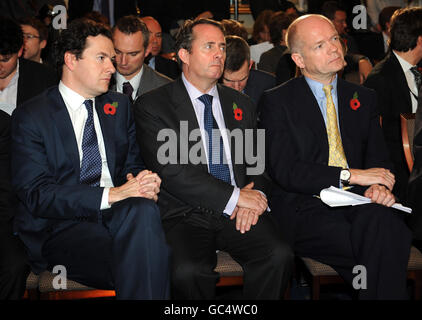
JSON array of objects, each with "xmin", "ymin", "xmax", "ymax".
[{"xmin": 323, "ymin": 85, "xmax": 348, "ymax": 168}]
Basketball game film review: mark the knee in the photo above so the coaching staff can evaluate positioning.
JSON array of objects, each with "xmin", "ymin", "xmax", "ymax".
[
  {"xmin": 270, "ymin": 241, "xmax": 295, "ymax": 270},
  {"xmin": 125, "ymin": 197, "xmax": 161, "ymax": 225},
  {"xmin": 171, "ymin": 260, "xmax": 202, "ymax": 288}
]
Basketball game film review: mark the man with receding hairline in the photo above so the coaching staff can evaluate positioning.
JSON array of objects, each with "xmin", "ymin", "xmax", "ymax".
[{"xmin": 260, "ymin": 14, "xmax": 412, "ymax": 299}]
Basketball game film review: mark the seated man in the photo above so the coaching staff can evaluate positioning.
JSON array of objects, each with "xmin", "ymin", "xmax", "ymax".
[
  {"xmin": 260, "ymin": 14, "xmax": 412, "ymax": 299},
  {"xmin": 11, "ymin": 19, "xmax": 170, "ymax": 300},
  {"xmin": 0, "ymin": 110, "xmax": 29, "ymax": 299},
  {"xmin": 0, "ymin": 17, "xmax": 57, "ymax": 115},
  {"xmin": 111, "ymin": 15, "xmax": 172, "ymax": 104},
  {"xmin": 222, "ymin": 35, "xmax": 276, "ymax": 112},
  {"xmin": 134, "ymin": 18, "xmax": 293, "ymax": 299},
  {"xmin": 140, "ymin": 16, "xmax": 181, "ymax": 80}
]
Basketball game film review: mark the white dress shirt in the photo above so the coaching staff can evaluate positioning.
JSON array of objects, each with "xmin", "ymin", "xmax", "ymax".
[
  {"xmin": 393, "ymin": 51, "xmax": 419, "ymax": 113},
  {"xmin": 115, "ymin": 66, "xmax": 143, "ymax": 101},
  {"xmin": 0, "ymin": 60, "xmax": 19, "ymax": 115},
  {"xmin": 58, "ymin": 81, "xmax": 113, "ymax": 210},
  {"xmin": 181, "ymin": 74, "xmax": 240, "ymax": 216}
]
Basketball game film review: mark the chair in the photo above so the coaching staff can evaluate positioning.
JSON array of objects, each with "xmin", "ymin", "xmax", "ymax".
[
  {"xmin": 400, "ymin": 113, "xmax": 416, "ymax": 172},
  {"xmin": 34, "ymin": 250, "xmax": 244, "ymax": 300},
  {"xmin": 300, "ymin": 246, "xmax": 422, "ymax": 300}
]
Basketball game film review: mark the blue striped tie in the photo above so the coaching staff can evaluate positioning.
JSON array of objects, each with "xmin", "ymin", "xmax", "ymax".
[
  {"xmin": 80, "ymin": 100, "xmax": 102, "ymax": 187},
  {"xmin": 198, "ymin": 94, "xmax": 231, "ymax": 184}
]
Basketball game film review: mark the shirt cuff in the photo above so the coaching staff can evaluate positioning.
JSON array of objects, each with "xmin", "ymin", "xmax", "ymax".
[
  {"xmin": 223, "ymin": 187, "xmax": 240, "ymax": 216},
  {"xmin": 100, "ymin": 187, "xmax": 111, "ymax": 210}
]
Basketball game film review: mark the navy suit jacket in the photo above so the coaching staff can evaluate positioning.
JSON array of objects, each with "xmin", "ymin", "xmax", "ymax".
[
  {"xmin": 11, "ymin": 86, "xmax": 145, "ymax": 273},
  {"xmin": 244, "ymin": 69, "xmax": 276, "ymax": 110},
  {"xmin": 260, "ymin": 76, "xmax": 392, "ymax": 245}
]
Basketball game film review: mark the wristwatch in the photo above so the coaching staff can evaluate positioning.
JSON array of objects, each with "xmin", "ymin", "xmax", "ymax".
[{"xmin": 340, "ymin": 168, "xmax": 351, "ymax": 185}]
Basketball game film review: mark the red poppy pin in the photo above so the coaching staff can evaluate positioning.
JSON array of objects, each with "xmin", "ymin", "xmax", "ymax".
[
  {"xmin": 350, "ymin": 92, "xmax": 361, "ymax": 110},
  {"xmin": 104, "ymin": 102, "xmax": 118, "ymax": 115},
  {"xmin": 233, "ymin": 102, "xmax": 243, "ymax": 121}
]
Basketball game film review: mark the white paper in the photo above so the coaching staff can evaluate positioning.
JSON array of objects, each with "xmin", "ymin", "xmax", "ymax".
[{"xmin": 320, "ymin": 186, "xmax": 412, "ymax": 214}]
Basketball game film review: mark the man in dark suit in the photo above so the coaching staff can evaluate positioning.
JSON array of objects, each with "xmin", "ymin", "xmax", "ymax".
[
  {"xmin": 260, "ymin": 14, "xmax": 412, "ymax": 299},
  {"xmin": 140, "ymin": 16, "xmax": 181, "ymax": 80},
  {"xmin": 134, "ymin": 18, "xmax": 293, "ymax": 299},
  {"xmin": 0, "ymin": 110, "xmax": 29, "ymax": 299},
  {"xmin": 11, "ymin": 19, "xmax": 170, "ymax": 299},
  {"xmin": 221, "ymin": 35, "xmax": 276, "ymax": 111},
  {"xmin": 110, "ymin": 16, "xmax": 171, "ymax": 103},
  {"xmin": 364, "ymin": 8, "xmax": 422, "ymax": 203},
  {"xmin": 0, "ymin": 17, "xmax": 57, "ymax": 115}
]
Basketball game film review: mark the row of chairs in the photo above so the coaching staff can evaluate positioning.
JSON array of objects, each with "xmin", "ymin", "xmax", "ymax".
[
  {"xmin": 23, "ymin": 250, "xmax": 244, "ymax": 300},
  {"xmin": 23, "ymin": 113, "xmax": 421, "ymax": 300}
]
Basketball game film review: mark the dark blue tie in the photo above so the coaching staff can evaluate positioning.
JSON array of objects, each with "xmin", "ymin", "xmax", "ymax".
[
  {"xmin": 80, "ymin": 99, "xmax": 102, "ymax": 187},
  {"xmin": 198, "ymin": 94, "xmax": 231, "ymax": 184}
]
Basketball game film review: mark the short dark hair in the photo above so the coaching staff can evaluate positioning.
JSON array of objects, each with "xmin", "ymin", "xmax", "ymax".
[
  {"xmin": 269, "ymin": 11, "xmax": 296, "ymax": 45},
  {"xmin": 225, "ymin": 35, "xmax": 250, "ymax": 72},
  {"xmin": 112, "ymin": 15, "xmax": 149, "ymax": 49},
  {"xmin": 321, "ymin": 1, "xmax": 345, "ymax": 20},
  {"xmin": 390, "ymin": 7, "xmax": 422, "ymax": 52},
  {"xmin": 221, "ymin": 19, "xmax": 249, "ymax": 42},
  {"xmin": 175, "ymin": 18, "xmax": 225, "ymax": 67},
  {"xmin": 20, "ymin": 17, "xmax": 49, "ymax": 41},
  {"xmin": 378, "ymin": 6, "xmax": 401, "ymax": 32},
  {"xmin": 55, "ymin": 19, "xmax": 112, "ymax": 71},
  {"xmin": 0, "ymin": 16, "xmax": 23, "ymax": 55}
]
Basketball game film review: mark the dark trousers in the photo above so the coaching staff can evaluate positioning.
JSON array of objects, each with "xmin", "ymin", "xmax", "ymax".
[
  {"xmin": 163, "ymin": 211, "xmax": 294, "ymax": 299},
  {"xmin": 294, "ymin": 202, "xmax": 412, "ymax": 300},
  {"xmin": 0, "ymin": 220, "xmax": 30, "ymax": 299},
  {"xmin": 42, "ymin": 197, "xmax": 171, "ymax": 299}
]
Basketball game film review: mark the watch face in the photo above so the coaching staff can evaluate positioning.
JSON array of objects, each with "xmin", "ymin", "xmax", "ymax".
[{"xmin": 341, "ymin": 170, "xmax": 350, "ymax": 181}]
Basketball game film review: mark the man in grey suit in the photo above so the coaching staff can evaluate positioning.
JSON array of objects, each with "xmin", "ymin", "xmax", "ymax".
[{"xmin": 111, "ymin": 15, "xmax": 171, "ymax": 103}]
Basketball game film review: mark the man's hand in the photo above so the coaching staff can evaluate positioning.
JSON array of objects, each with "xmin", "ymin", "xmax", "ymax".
[
  {"xmin": 237, "ymin": 182, "xmax": 267, "ymax": 215},
  {"xmin": 364, "ymin": 184, "xmax": 396, "ymax": 207},
  {"xmin": 230, "ymin": 206, "xmax": 259, "ymax": 234},
  {"xmin": 108, "ymin": 170, "xmax": 161, "ymax": 205},
  {"xmin": 349, "ymin": 168, "xmax": 395, "ymax": 191}
]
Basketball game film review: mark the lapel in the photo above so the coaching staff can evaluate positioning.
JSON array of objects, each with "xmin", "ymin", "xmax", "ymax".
[
  {"xmin": 336, "ymin": 79, "xmax": 355, "ymax": 164},
  {"xmin": 389, "ymin": 53, "xmax": 413, "ymax": 113},
  {"xmin": 137, "ymin": 64, "xmax": 150, "ymax": 98},
  {"xmin": 95, "ymin": 93, "xmax": 116, "ymax": 177},
  {"xmin": 298, "ymin": 77, "xmax": 330, "ymax": 153},
  {"xmin": 49, "ymin": 87, "xmax": 81, "ymax": 181},
  {"xmin": 217, "ymin": 84, "xmax": 245, "ymax": 185},
  {"xmin": 171, "ymin": 78, "xmax": 209, "ymax": 172}
]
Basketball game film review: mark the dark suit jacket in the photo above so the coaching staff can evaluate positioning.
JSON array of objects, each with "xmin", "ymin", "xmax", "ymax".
[
  {"xmin": 0, "ymin": 110, "xmax": 15, "ymax": 223},
  {"xmin": 257, "ymin": 45, "xmax": 287, "ymax": 75},
  {"xmin": 17, "ymin": 58, "xmax": 58, "ymax": 107},
  {"xmin": 364, "ymin": 53, "xmax": 412, "ymax": 201},
  {"xmin": 260, "ymin": 76, "xmax": 392, "ymax": 245},
  {"xmin": 110, "ymin": 64, "xmax": 172, "ymax": 100},
  {"xmin": 153, "ymin": 55, "xmax": 181, "ymax": 80},
  {"xmin": 134, "ymin": 77, "xmax": 270, "ymax": 223},
  {"xmin": 243, "ymin": 69, "xmax": 276, "ymax": 110},
  {"xmin": 11, "ymin": 87, "xmax": 145, "ymax": 273}
]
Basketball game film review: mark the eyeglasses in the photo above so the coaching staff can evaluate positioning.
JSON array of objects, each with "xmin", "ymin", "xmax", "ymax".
[{"xmin": 23, "ymin": 33, "xmax": 40, "ymax": 40}]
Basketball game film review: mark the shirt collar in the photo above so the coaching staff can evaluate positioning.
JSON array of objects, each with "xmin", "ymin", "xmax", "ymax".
[
  {"xmin": 115, "ymin": 64, "xmax": 144, "ymax": 92},
  {"xmin": 181, "ymin": 73, "xmax": 218, "ymax": 101},
  {"xmin": 393, "ymin": 50, "xmax": 415, "ymax": 72},
  {"xmin": 305, "ymin": 74, "xmax": 338, "ymax": 99},
  {"xmin": 58, "ymin": 81, "xmax": 89, "ymax": 111}
]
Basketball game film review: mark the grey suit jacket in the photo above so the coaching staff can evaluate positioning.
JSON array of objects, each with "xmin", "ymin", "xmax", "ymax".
[{"xmin": 111, "ymin": 64, "xmax": 172, "ymax": 100}]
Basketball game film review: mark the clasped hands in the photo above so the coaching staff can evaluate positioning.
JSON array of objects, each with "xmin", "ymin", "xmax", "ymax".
[
  {"xmin": 108, "ymin": 170, "xmax": 161, "ymax": 205},
  {"xmin": 349, "ymin": 168, "xmax": 396, "ymax": 207},
  {"xmin": 231, "ymin": 182, "xmax": 268, "ymax": 234}
]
